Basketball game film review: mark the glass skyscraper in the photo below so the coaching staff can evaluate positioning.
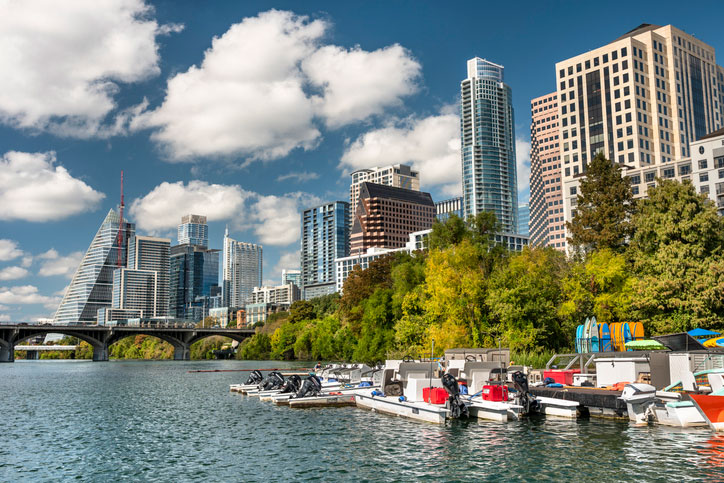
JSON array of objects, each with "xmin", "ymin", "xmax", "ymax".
[
  {"xmin": 118, "ymin": 235, "xmax": 171, "ymax": 317},
  {"xmin": 169, "ymin": 244, "xmax": 220, "ymax": 320},
  {"xmin": 178, "ymin": 214, "xmax": 209, "ymax": 247},
  {"xmin": 222, "ymin": 228, "xmax": 262, "ymax": 308},
  {"xmin": 460, "ymin": 57, "xmax": 518, "ymax": 233},
  {"xmin": 53, "ymin": 209, "xmax": 135, "ymax": 324},
  {"xmin": 301, "ymin": 201, "xmax": 349, "ymax": 300}
]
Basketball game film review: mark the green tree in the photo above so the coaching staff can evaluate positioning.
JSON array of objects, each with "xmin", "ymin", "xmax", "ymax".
[
  {"xmin": 566, "ymin": 152, "xmax": 634, "ymax": 253},
  {"xmin": 629, "ymin": 179, "xmax": 724, "ymax": 332},
  {"xmin": 288, "ymin": 300, "xmax": 315, "ymax": 324},
  {"xmin": 238, "ymin": 333, "xmax": 272, "ymax": 360},
  {"xmin": 429, "ymin": 214, "xmax": 468, "ymax": 249}
]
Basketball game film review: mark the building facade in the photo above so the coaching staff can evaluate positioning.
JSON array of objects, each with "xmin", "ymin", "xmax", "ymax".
[
  {"xmin": 690, "ymin": 127, "xmax": 724, "ymax": 215},
  {"xmin": 350, "ymin": 183, "xmax": 434, "ymax": 254},
  {"xmin": 53, "ymin": 209, "xmax": 135, "ymax": 324},
  {"xmin": 557, "ymin": 24, "xmax": 724, "ymax": 233},
  {"xmin": 169, "ymin": 243, "xmax": 220, "ymax": 320},
  {"xmin": 349, "ymin": 164, "xmax": 420, "ymax": 226},
  {"xmin": 435, "ymin": 197, "xmax": 463, "ymax": 222},
  {"xmin": 178, "ymin": 214, "xmax": 209, "ymax": 247},
  {"xmin": 111, "ymin": 268, "xmax": 157, "ymax": 316},
  {"xmin": 126, "ymin": 235, "xmax": 170, "ymax": 317},
  {"xmin": 461, "ymin": 57, "xmax": 518, "ymax": 232},
  {"xmin": 222, "ymin": 228, "xmax": 262, "ymax": 307},
  {"xmin": 528, "ymin": 92, "xmax": 565, "ymax": 249},
  {"xmin": 517, "ymin": 203, "xmax": 530, "ymax": 236},
  {"xmin": 301, "ymin": 201, "xmax": 350, "ymax": 300},
  {"xmin": 250, "ymin": 283, "xmax": 301, "ymax": 306},
  {"xmin": 281, "ymin": 269, "xmax": 301, "ymax": 287}
]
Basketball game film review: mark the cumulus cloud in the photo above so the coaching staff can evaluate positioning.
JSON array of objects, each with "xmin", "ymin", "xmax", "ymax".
[
  {"xmin": 516, "ymin": 138, "xmax": 531, "ymax": 195},
  {"xmin": 0, "ymin": 151, "xmax": 105, "ymax": 222},
  {"xmin": 129, "ymin": 180, "xmax": 251, "ymax": 233},
  {"xmin": 247, "ymin": 192, "xmax": 322, "ymax": 246},
  {"xmin": 0, "ymin": 314, "xmax": 9, "ymax": 322},
  {"xmin": 0, "ymin": 239, "xmax": 23, "ymax": 261},
  {"xmin": 273, "ymin": 251, "xmax": 300, "ymax": 279},
  {"xmin": 276, "ymin": 171, "xmax": 320, "ymax": 183},
  {"xmin": 0, "ymin": 267, "xmax": 29, "ymax": 281},
  {"xmin": 341, "ymin": 111, "xmax": 461, "ymax": 195},
  {"xmin": 37, "ymin": 249, "xmax": 83, "ymax": 278},
  {"xmin": 0, "ymin": 285, "xmax": 59, "ymax": 309},
  {"xmin": 134, "ymin": 9, "xmax": 420, "ymax": 162},
  {"xmin": 0, "ymin": 0, "xmax": 181, "ymax": 137}
]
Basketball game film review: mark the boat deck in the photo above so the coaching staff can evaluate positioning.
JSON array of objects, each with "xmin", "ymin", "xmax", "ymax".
[{"xmin": 529, "ymin": 386, "xmax": 627, "ymax": 418}]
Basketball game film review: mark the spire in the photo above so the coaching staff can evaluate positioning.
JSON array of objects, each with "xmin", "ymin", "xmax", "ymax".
[{"xmin": 225, "ymin": 224, "xmax": 229, "ymax": 237}]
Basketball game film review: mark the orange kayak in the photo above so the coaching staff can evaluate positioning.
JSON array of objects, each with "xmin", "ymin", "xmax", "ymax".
[{"xmin": 690, "ymin": 394, "xmax": 724, "ymax": 432}]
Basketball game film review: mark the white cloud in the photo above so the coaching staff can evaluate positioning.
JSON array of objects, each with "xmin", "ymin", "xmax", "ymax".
[
  {"xmin": 135, "ymin": 9, "xmax": 420, "ymax": 162},
  {"xmin": 0, "ymin": 285, "xmax": 59, "ymax": 308},
  {"xmin": 303, "ymin": 44, "xmax": 420, "ymax": 127},
  {"xmin": 37, "ymin": 250, "xmax": 83, "ymax": 278},
  {"xmin": 341, "ymin": 111, "xmax": 461, "ymax": 193},
  {"xmin": 21, "ymin": 256, "xmax": 33, "ymax": 268},
  {"xmin": 129, "ymin": 180, "xmax": 251, "ymax": 233},
  {"xmin": 516, "ymin": 138, "xmax": 531, "ymax": 195},
  {"xmin": 0, "ymin": 314, "xmax": 9, "ymax": 322},
  {"xmin": 273, "ymin": 251, "xmax": 300, "ymax": 278},
  {"xmin": 0, "ymin": 151, "xmax": 105, "ymax": 222},
  {"xmin": 0, "ymin": 0, "xmax": 181, "ymax": 137},
  {"xmin": 247, "ymin": 192, "xmax": 322, "ymax": 246},
  {"xmin": 276, "ymin": 171, "xmax": 320, "ymax": 183},
  {"xmin": 0, "ymin": 239, "xmax": 23, "ymax": 261},
  {"xmin": 0, "ymin": 266, "xmax": 29, "ymax": 281}
]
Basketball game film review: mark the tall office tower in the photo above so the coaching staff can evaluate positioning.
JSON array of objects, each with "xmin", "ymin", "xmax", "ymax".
[
  {"xmin": 281, "ymin": 269, "xmax": 301, "ymax": 287},
  {"xmin": 349, "ymin": 164, "xmax": 420, "ymax": 226},
  {"xmin": 112, "ymin": 268, "xmax": 157, "ymax": 317},
  {"xmin": 557, "ymin": 24, "xmax": 724, "ymax": 229},
  {"xmin": 122, "ymin": 235, "xmax": 171, "ymax": 317},
  {"xmin": 350, "ymin": 183, "xmax": 435, "ymax": 254},
  {"xmin": 222, "ymin": 228, "xmax": 262, "ymax": 307},
  {"xmin": 461, "ymin": 57, "xmax": 518, "ymax": 232},
  {"xmin": 435, "ymin": 197, "xmax": 463, "ymax": 222},
  {"xmin": 529, "ymin": 92, "xmax": 565, "ymax": 249},
  {"xmin": 178, "ymin": 214, "xmax": 208, "ymax": 247},
  {"xmin": 301, "ymin": 201, "xmax": 349, "ymax": 300},
  {"xmin": 54, "ymin": 209, "xmax": 135, "ymax": 324},
  {"xmin": 169, "ymin": 244, "xmax": 220, "ymax": 320},
  {"xmin": 517, "ymin": 203, "xmax": 530, "ymax": 236}
]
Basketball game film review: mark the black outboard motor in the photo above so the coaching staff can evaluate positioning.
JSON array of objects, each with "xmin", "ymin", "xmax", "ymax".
[
  {"xmin": 260, "ymin": 371, "xmax": 285, "ymax": 391},
  {"xmin": 245, "ymin": 370, "xmax": 263, "ymax": 385},
  {"xmin": 295, "ymin": 375, "xmax": 323, "ymax": 398},
  {"xmin": 441, "ymin": 373, "xmax": 469, "ymax": 419},
  {"xmin": 279, "ymin": 374, "xmax": 301, "ymax": 394},
  {"xmin": 512, "ymin": 371, "xmax": 539, "ymax": 415}
]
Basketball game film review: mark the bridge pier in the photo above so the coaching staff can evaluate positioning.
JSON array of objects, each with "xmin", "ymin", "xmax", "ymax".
[
  {"xmin": 0, "ymin": 339, "xmax": 14, "ymax": 363},
  {"xmin": 173, "ymin": 342, "xmax": 190, "ymax": 361},
  {"xmin": 92, "ymin": 343, "xmax": 109, "ymax": 362}
]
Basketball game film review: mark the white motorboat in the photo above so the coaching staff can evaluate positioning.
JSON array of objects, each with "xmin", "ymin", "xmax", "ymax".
[{"xmin": 620, "ymin": 383, "xmax": 707, "ymax": 428}]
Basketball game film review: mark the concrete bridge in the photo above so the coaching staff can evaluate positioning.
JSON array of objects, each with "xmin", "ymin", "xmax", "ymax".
[
  {"xmin": 15, "ymin": 345, "xmax": 79, "ymax": 360},
  {"xmin": 0, "ymin": 324, "xmax": 255, "ymax": 362}
]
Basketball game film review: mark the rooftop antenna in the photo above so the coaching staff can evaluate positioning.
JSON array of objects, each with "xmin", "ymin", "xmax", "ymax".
[{"xmin": 117, "ymin": 171, "xmax": 124, "ymax": 268}]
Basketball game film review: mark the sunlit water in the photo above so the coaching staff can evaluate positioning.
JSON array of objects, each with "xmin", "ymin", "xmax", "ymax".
[{"xmin": 1, "ymin": 360, "xmax": 723, "ymax": 481}]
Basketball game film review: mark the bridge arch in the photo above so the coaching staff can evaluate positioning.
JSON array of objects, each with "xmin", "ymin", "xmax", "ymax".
[{"xmin": 106, "ymin": 331, "xmax": 190, "ymax": 360}]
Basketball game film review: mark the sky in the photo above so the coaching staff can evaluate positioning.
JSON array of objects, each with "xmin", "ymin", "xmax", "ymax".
[{"xmin": 1, "ymin": 0, "xmax": 723, "ymax": 322}]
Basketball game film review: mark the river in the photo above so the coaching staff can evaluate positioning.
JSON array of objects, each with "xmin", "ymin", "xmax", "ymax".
[{"xmin": 1, "ymin": 360, "xmax": 723, "ymax": 481}]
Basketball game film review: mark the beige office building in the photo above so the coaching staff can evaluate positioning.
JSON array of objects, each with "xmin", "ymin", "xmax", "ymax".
[
  {"xmin": 556, "ymin": 24, "xmax": 724, "ymax": 232},
  {"xmin": 349, "ymin": 164, "xmax": 420, "ymax": 226}
]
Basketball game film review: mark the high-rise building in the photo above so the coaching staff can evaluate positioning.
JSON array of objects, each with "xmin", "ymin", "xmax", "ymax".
[
  {"xmin": 557, "ymin": 24, "xmax": 724, "ymax": 231},
  {"xmin": 349, "ymin": 164, "xmax": 420, "ymax": 226},
  {"xmin": 517, "ymin": 203, "xmax": 530, "ymax": 237},
  {"xmin": 178, "ymin": 214, "xmax": 209, "ymax": 247},
  {"xmin": 113, "ymin": 235, "xmax": 171, "ymax": 317},
  {"xmin": 350, "ymin": 183, "xmax": 434, "ymax": 254},
  {"xmin": 281, "ymin": 269, "xmax": 301, "ymax": 287},
  {"xmin": 53, "ymin": 209, "xmax": 135, "ymax": 324},
  {"xmin": 689, "ymin": 127, "xmax": 724, "ymax": 215},
  {"xmin": 222, "ymin": 228, "xmax": 262, "ymax": 307},
  {"xmin": 435, "ymin": 197, "xmax": 463, "ymax": 222},
  {"xmin": 461, "ymin": 57, "xmax": 518, "ymax": 232},
  {"xmin": 301, "ymin": 201, "xmax": 349, "ymax": 300},
  {"xmin": 529, "ymin": 92, "xmax": 565, "ymax": 249},
  {"xmin": 169, "ymin": 244, "xmax": 220, "ymax": 320}
]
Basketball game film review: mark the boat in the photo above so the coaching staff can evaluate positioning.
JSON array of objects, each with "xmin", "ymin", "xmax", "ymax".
[{"xmin": 690, "ymin": 391, "xmax": 724, "ymax": 432}]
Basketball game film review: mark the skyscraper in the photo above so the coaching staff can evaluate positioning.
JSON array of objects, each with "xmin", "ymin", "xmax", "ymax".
[
  {"xmin": 349, "ymin": 164, "xmax": 420, "ymax": 226},
  {"xmin": 517, "ymin": 203, "xmax": 530, "ymax": 237},
  {"xmin": 556, "ymin": 24, "xmax": 724, "ymax": 230},
  {"xmin": 53, "ymin": 209, "xmax": 135, "ymax": 324},
  {"xmin": 529, "ymin": 92, "xmax": 565, "ymax": 249},
  {"xmin": 435, "ymin": 197, "xmax": 463, "ymax": 222},
  {"xmin": 178, "ymin": 214, "xmax": 209, "ymax": 247},
  {"xmin": 222, "ymin": 228, "xmax": 262, "ymax": 307},
  {"xmin": 301, "ymin": 201, "xmax": 349, "ymax": 300},
  {"xmin": 117, "ymin": 235, "xmax": 171, "ymax": 317},
  {"xmin": 461, "ymin": 57, "xmax": 518, "ymax": 232},
  {"xmin": 169, "ymin": 244, "xmax": 220, "ymax": 320},
  {"xmin": 282, "ymin": 269, "xmax": 301, "ymax": 287}
]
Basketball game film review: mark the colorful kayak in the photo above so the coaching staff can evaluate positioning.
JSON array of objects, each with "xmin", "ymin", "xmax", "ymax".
[
  {"xmin": 690, "ymin": 393, "xmax": 724, "ymax": 432},
  {"xmin": 599, "ymin": 323, "xmax": 612, "ymax": 352}
]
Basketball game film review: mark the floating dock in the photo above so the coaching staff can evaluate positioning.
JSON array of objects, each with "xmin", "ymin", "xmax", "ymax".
[{"xmin": 288, "ymin": 394, "xmax": 356, "ymax": 408}]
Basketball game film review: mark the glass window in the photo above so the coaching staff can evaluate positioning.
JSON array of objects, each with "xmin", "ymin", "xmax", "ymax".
[{"xmin": 699, "ymin": 159, "xmax": 708, "ymax": 170}]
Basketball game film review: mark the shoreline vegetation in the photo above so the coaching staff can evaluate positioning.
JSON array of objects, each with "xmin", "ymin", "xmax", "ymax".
[{"xmin": 18, "ymin": 154, "xmax": 724, "ymax": 365}]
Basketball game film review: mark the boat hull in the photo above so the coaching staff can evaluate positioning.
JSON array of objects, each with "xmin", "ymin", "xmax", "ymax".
[
  {"xmin": 355, "ymin": 394, "xmax": 448, "ymax": 424},
  {"xmin": 690, "ymin": 394, "xmax": 724, "ymax": 432}
]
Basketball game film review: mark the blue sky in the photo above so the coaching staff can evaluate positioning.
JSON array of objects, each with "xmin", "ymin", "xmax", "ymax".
[{"xmin": 1, "ymin": 0, "xmax": 723, "ymax": 321}]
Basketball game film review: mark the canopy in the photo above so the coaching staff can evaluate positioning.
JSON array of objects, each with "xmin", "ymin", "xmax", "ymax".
[
  {"xmin": 625, "ymin": 339, "xmax": 666, "ymax": 350},
  {"xmin": 687, "ymin": 328, "xmax": 721, "ymax": 338}
]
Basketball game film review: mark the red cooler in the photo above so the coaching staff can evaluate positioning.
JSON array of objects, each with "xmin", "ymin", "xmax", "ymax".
[
  {"xmin": 481, "ymin": 385, "xmax": 508, "ymax": 402},
  {"xmin": 423, "ymin": 387, "xmax": 448, "ymax": 404},
  {"xmin": 543, "ymin": 369, "xmax": 580, "ymax": 385}
]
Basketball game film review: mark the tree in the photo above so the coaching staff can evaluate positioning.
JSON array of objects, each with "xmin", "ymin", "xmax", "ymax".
[
  {"xmin": 567, "ymin": 152, "xmax": 634, "ymax": 253},
  {"xmin": 429, "ymin": 214, "xmax": 468, "ymax": 249},
  {"xmin": 469, "ymin": 211, "xmax": 501, "ymax": 249},
  {"xmin": 629, "ymin": 179, "xmax": 724, "ymax": 332},
  {"xmin": 339, "ymin": 254, "xmax": 395, "ymax": 331},
  {"xmin": 288, "ymin": 300, "xmax": 315, "ymax": 324}
]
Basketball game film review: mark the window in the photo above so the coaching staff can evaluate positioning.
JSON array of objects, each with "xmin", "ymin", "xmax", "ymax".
[
  {"xmin": 645, "ymin": 172, "xmax": 655, "ymax": 183},
  {"xmin": 632, "ymin": 186, "xmax": 639, "ymax": 195},
  {"xmin": 570, "ymin": 186, "xmax": 577, "ymax": 196},
  {"xmin": 699, "ymin": 159, "xmax": 708, "ymax": 170},
  {"xmin": 679, "ymin": 164, "xmax": 691, "ymax": 176},
  {"xmin": 700, "ymin": 173, "xmax": 709, "ymax": 183},
  {"xmin": 630, "ymin": 174, "xmax": 641, "ymax": 185},
  {"xmin": 662, "ymin": 168, "xmax": 675, "ymax": 179}
]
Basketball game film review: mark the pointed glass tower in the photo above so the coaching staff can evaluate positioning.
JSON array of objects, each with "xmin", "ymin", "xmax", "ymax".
[{"xmin": 53, "ymin": 209, "xmax": 135, "ymax": 324}]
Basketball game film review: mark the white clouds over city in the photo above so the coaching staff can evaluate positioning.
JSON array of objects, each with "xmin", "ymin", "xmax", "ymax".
[
  {"xmin": 0, "ymin": 240, "xmax": 23, "ymax": 261},
  {"xmin": 37, "ymin": 249, "xmax": 84, "ymax": 278},
  {"xmin": 0, "ymin": 266, "xmax": 29, "ymax": 281},
  {"xmin": 0, "ymin": 151, "xmax": 105, "ymax": 222},
  {"xmin": 0, "ymin": 285, "xmax": 59, "ymax": 309},
  {"xmin": 0, "ymin": 0, "xmax": 181, "ymax": 137}
]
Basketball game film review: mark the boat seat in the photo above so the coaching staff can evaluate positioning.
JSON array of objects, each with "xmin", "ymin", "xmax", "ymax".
[
  {"xmin": 397, "ymin": 363, "xmax": 433, "ymax": 382},
  {"xmin": 709, "ymin": 373, "xmax": 724, "ymax": 393},
  {"xmin": 681, "ymin": 371, "xmax": 698, "ymax": 392}
]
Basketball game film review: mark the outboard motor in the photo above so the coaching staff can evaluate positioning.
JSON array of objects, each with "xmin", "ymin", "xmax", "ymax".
[
  {"xmin": 245, "ymin": 370, "xmax": 263, "ymax": 385},
  {"xmin": 259, "ymin": 371, "xmax": 285, "ymax": 391},
  {"xmin": 295, "ymin": 375, "xmax": 323, "ymax": 398},
  {"xmin": 512, "ymin": 371, "xmax": 538, "ymax": 415},
  {"xmin": 619, "ymin": 383, "xmax": 657, "ymax": 425},
  {"xmin": 441, "ymin": 373, "xmax": 469, "ymax": 419},
  {"xmin": 279, "ymin": 375, "xmax": 302, "ymax": 394}
]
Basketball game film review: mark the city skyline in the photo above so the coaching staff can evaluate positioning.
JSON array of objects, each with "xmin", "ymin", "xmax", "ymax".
[{"xmin": 2, "ymin": 1, "xmax": 724, "ymax": 321}]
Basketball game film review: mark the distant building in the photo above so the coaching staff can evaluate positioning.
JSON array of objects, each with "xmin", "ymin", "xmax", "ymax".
[
  {"xmin": 245, "ymin": 302, "xmax": 286, "ymax": 326},
  {"xmin": 178, "ymin": 214, "xmax": 209, "ymax": 247},
  {"xmin": 683, "ymin": 127, "xmax": 724, "ymax": 215},
  {"xmin": 350, "ymin": 182, "xmax": 434, "ymax": 254},
  {"xmin": 301, "ymin": 201, "xmax": 350, "ymax": 300},
  {"xmin": 435, "ymin": 197, "xmax": 463, "ymax": 222},
  {"xmin": 461, "ymin": 57, "xmax": 518, "ymax": 232},
  {"xmin": 123, "ymin": 235, "xmax": 171, "ymax": 317},
  {"xmin": 222, "ymin": 228, "xmax": 262, "ymax": 307},
  {"xmin": 208, "ymin": 307, "xmax": 233, "ymax": 328},
  {"xmin": 517, "ymin": 203, "xmax": 530, "ymax": 236},
  {"xmin": 250, "ymin": 283, "xmax": 301, "ymax": 306},
  {"xmin": 349, "ymin": 164, "xmax": 420, "ymax": 226},
  {"xmin": 97, "ymin": 308, "xmax": 143, "ymax": 325},
  {"xmin": 281, "ymin": 269, "xmax": 301, "ymax": 287},
  {"xmin": 54, "ymin": 209, "xmax": 135, "ymax": 324},
  {"xmin": 169, "ymin": 243, "xmax": 220, "ymax": 321}
]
